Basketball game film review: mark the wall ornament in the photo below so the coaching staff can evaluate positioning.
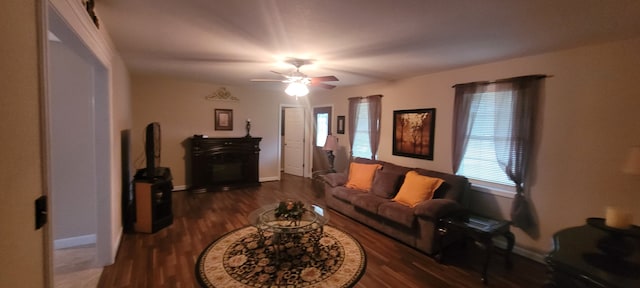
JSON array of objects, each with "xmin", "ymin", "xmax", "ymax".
[{"xmin": 205, "ymin": 87, "xmax": 239, "ymax": 102}]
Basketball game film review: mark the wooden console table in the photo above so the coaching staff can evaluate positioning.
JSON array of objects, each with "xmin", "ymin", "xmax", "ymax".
[{"xmin": 190, "ymin": 136, "xmax": 261, "ymax": 192}]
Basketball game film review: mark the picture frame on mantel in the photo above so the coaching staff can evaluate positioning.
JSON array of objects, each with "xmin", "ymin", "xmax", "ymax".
[
  {"xmin": 215, "ymin": 109, "xmax": 233, "ymax": 131},
  {"xmin": 392, "ymin": 108, "xmax": 436, "ymax": 160}
]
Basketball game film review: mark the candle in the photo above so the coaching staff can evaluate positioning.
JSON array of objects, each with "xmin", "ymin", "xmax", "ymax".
[
  {"xmin": 247, "ymin": 118, "xmax": 251, "ymax": 123},
  {"xmin": 605, "ymin": 206, "xmax": 633, "ymax": 229}
]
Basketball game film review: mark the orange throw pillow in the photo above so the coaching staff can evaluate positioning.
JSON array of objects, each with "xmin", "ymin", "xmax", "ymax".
[
  {"xmin": 393, "ymin": 171, "xmax": 444, "ymax": 207},
  {"xmin": 345, "ymin": 162, "xmax": 382, "ymax": 191}
]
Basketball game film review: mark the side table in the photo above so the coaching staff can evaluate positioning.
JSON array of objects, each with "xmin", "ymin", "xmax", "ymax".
[
  {"xmin": 438, "ymin": 214, "xmax": 515, "ymax": 285},
  {"xmin": 545, "ymin": 222, "xmax": 640, "ymax": 288}
]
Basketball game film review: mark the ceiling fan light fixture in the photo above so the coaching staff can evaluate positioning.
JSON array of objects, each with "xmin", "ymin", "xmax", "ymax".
[{"xmin": 285, "ymin": 82, "xmax": 309, "ymax": 97}]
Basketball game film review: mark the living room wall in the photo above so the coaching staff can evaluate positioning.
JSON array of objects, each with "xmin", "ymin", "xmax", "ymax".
[
  {"xmin": 130, "ymin": 74, "xmax": 318, "ymax": 188},
  {"xmin": 309, "ymin": 37, "xmax": 640, "ymax": 257}
]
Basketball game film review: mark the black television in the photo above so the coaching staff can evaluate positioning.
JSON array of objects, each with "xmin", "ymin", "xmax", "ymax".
[{"xmin": 145, "ymin": 122, "xmax": 161, "ymax": 178}]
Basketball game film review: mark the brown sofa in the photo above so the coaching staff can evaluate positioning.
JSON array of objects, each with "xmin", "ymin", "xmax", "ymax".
[{"xmin": 321, "ymin": 157, "xmax": 470, "ymax": 255}]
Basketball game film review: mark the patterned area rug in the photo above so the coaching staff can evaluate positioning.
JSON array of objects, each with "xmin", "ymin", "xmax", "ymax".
[{"xmin": 195, "ymin": 225, "xmax": 366, "ymax": 287}]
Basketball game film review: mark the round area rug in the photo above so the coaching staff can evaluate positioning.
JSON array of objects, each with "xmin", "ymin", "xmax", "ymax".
[{"xmin": 195, "ymin": 225, "xmax": 366, "ymax": 288}]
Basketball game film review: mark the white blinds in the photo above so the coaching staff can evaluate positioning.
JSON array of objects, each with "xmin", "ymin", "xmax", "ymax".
[
  {"xmin": 457, "ymin": 91, "xmax": 515, "ymax": 187},
  {"xmin": 352, "ymin": 102, "xmax": 372, "ymax": 159}
]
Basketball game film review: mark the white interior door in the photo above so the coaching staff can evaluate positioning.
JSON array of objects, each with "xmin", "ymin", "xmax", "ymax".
[{"xmin": 284, "ymin": 107, "xmax": 305, "ymax": 177}]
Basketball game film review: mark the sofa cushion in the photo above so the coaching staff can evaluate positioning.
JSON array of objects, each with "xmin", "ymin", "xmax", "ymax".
[
  {"xmin": 351, "ymin": 194, "xmax": 389, "ymax": 214},
  {"xmin": 378, "ymin": 202, "xmax": 416, "ymax": 228},
  {"xmin": 345, "ymin": 162, "xmax": 382, "ymax": 191},
  {"xmin": 370, "ymin": 169, "xmax": 404, "ymax": 199},
  {"xmin": 393, "ymin": 171, "xmax": 444, "ymax": 207},
  {"xmin": 331, "ymin": 186, "xmax": 362, "ymax": 204},
  {"xmin": 414, "ymin": 168, "xmax": 469, "ymax": 201}
]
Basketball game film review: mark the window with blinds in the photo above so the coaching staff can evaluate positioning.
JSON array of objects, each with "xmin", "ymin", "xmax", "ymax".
[
  {"xmin": 457, "ymin": 91, "xmax": 516, "ymax": 190},
  {"xmin": 352, "ymin": 102, "xmax": 373, "ymax": 159},
  {"xmin": 315, "ymin": 112, "xmax": 329, "ymax": 147}
]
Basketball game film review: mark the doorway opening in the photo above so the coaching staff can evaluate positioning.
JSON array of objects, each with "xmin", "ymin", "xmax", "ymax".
[
  {"xmin": 47, "ymin": 4, "xmax": 111, "ymax": 286},
  {"xmin": 312, "ymin": 106, "xmax": 333, "ymax": 174}
]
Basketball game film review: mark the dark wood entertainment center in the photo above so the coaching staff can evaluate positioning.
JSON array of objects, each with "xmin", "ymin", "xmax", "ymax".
[{"xmin": 190, "ymin": 136, "xmax": 261, "ymax": 192}]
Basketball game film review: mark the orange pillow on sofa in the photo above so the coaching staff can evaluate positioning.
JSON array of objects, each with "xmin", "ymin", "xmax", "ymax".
[
  {"xmin": 392, "ymin": 171, "xmax": 444, "ymax": 207},
  {"xmin": 345, "ymin": 162, "xmax": 382, "ymax": 191}
]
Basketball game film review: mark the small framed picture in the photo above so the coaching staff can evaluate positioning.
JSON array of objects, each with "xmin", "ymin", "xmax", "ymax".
[
  {"xmin": 215, "ymin": 109, "xmax": 233, "ymax": 130},
  {"xmin": 337, "ymin": 115, "xmax": 345, "ymax": 134}
]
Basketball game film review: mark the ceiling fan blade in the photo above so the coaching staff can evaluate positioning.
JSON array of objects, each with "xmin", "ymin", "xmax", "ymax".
[
  {"xmin": 250, "ymin": 79, "xmax": 285, "ymax": 82},
  {"xmin": 310, "ymin": 76, "xmax": 339, "ymax": 84},
  {"xmin": 270, "ymin": 70, "xmax": 289, "ymax": 76},
  {"xmin": 312, "ymin": 82, "xmax": 337, "ymax": 89}
]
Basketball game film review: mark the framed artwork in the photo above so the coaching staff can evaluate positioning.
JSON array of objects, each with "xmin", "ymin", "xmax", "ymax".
[
  {"xmin": 215, "ymin": 109, "xmax": 233, "ymax": 130},
  {"xmin": 337, "ymin": 115, "xmax": 345, "ymax": 134},
  {"xmin": 392, "ymin": 108, "xmax": 436, "ymax": 160}
]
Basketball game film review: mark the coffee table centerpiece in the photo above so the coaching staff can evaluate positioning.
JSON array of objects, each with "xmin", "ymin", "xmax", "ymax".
[{"xmin": 274, "ymin": 199, "xmax": 306, "ymax": 226}]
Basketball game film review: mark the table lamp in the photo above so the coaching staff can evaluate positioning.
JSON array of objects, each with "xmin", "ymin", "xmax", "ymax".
[
  {"xmin": 322, "ymin": 135, "xmax": 338, "ymax": 172},
  {"xmin": 622, "ymin": 145, "xmax": 640, "ymax": 175},
  {"xmin": 603, "ymin": 146, "xmax": 640, "ymax": 229}
]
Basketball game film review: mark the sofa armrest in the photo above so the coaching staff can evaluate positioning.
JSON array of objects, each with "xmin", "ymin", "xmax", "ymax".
[
  {"xmin": 414, "ymin": 199, "xmax": 465, "ymax": 220},
  {"xmin": 320, "ymin": 172, "xmax": 348, "ymax": 187}
]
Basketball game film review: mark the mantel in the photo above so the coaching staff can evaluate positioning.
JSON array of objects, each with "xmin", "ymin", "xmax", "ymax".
[{"xmin": 190, "ymin": 136, "xmax": 261, "ymax": 192}]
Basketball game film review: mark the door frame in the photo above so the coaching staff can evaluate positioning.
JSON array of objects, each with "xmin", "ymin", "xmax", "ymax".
[
  {"xmin": 311, "ymin": 105, "xmax": 334, "ymax": 173},
  {"xmin": 279, "ymin": 104, "xmax": 311, "ymax": 178},
  {"xmin": 45, "ymin": 0, "xmax": 115, "ymax": 274}
]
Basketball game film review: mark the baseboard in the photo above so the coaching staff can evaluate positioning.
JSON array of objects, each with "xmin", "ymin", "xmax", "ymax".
[
  {"xmin": 54, "ymin": 233, "xmax": 96, "ymax": 250},
  {"xmin": 493, "ymin": 238, "xmax": 546, "ymax": 263},
  {"xmin": 172, "ymin": 184, "xmax": 187, "ymax": 191},
  {"xmin": 111, "ymin": 228, "xmax": 123, "ymax": 263},
  {"xmin": 260, "ymin": 176, "xmax": 280, "ymax": 182}
]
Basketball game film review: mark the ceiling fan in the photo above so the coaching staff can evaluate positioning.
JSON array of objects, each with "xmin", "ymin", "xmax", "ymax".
[{"xmin": 250, "ymin": 58, "xmax": 339, "ymax": 96}]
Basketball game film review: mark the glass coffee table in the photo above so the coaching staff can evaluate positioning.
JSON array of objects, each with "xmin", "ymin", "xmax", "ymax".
[{"xmin": 248, "ymin": 202, "xmax": 329, "ymax": 261}]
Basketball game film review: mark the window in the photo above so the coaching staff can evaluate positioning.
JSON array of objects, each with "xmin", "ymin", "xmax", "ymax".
[
  {"xmin": 453, "ymin": 75, "xmax": 543, "ymax": 228},
  {"xmin": 352, "ymin": 102, "xmax": 372, "ymax": 159},
  {"xmin": 315, "ymin": 112, "xmax": 329, "ymax": 147},
  {"xmin": 348, "ymin": 95, "xmax": 382, "ymax": 160},
  {"xmin": 457, "ymin": 90, "xmax": 515, "ymax": 191}
]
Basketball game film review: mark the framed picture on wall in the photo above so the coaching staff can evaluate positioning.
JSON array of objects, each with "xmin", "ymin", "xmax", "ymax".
[
  {"xmin": 337, "ymin": 115, "xmax": 345, "ymax": 134},
  {"xmin": 392, "ymin": 108, "xmax": 436, "ymax": 160},
  {"xmin": 215, "ymin": 109, "xmax": 233, "ymax": 130}
]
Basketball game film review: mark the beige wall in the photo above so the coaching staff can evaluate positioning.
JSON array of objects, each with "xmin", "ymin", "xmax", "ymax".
[
  {"xmin": 0, "ymin": 1, "xmax": 47, "ymax": 286},
  {"xmin": 310, "ymin": 37, "xmax": 640, "ymax": 256},
  {"xmin": 131, "ymin": 74, "xmax": 310, "ymax": 187}
]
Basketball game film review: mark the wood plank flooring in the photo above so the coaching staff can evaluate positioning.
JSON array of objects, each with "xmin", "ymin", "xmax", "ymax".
[{"xmin": 98, "ymin": 173, "xmax": 547, "ymax": 287}]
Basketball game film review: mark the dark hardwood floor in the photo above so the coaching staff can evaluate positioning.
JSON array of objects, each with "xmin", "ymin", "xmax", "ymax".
[{"xmin": 98, "ymin": 173, "xmax": 547, "ymax": 287}]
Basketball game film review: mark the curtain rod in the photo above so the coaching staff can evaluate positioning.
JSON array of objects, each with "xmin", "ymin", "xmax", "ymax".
[
  {"xmin": 452, "ymin": 74, "xmax": 551, "ymax": 88},
  {"xmin": 347, "ymin": 94, "xmax": 383, "ymax": 100}
]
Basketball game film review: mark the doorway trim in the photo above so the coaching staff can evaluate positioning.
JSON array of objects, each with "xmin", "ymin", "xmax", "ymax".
[{"xmin": 46, "ymin": 0, "xmax": 114, "ymax": 268}]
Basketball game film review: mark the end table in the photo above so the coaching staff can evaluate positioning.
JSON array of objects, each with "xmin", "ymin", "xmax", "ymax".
[{"xmin": 438, "ymin": 214, "xmax": 515, "ymax": 285}]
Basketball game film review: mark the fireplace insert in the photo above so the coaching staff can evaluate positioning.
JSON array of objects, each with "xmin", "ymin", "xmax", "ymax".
[{"xmin": 190, "ymin": 136, "xmax": 261, "ymax": 192}]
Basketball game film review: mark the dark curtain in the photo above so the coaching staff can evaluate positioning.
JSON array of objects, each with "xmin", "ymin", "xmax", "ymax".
[
  {"xmin": 347, "ymin": 97, "xmax": 361, "ymax": 159},
  {"xmin": 367, "ymin": 95, "xmax": 383, "ymax": 160},
  {"xmin": 494, "ymin": 75, "xmax": 544, "ymax": 229},
  {"xmin": 452, "ymin": 82, "xmax": 487, "ymax": 173},
  {"xmin": 452, "ymin": 75, "xmax": 544, "ymax": 230}
]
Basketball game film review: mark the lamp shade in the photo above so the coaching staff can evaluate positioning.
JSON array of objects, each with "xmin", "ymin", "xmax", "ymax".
[
  {"xmin": 622, "ymin": 146, "xmax": 640, "ymax": 175},
  {"xmin": 323, "ymin": 135, "xmax": 338, "ymax": 151},
  {"xmin": 285, "ymin": 82, "xmax": 309, "ymax": 97}
]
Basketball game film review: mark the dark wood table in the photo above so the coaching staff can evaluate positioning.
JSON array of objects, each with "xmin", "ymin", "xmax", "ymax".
[
  {"xmin": 438, "ymin": 214, "xmax": 515, "ymax": 285},
  {"xmin": 545, "ymin": 220, "xmax": 640, "ymax": 288}
]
